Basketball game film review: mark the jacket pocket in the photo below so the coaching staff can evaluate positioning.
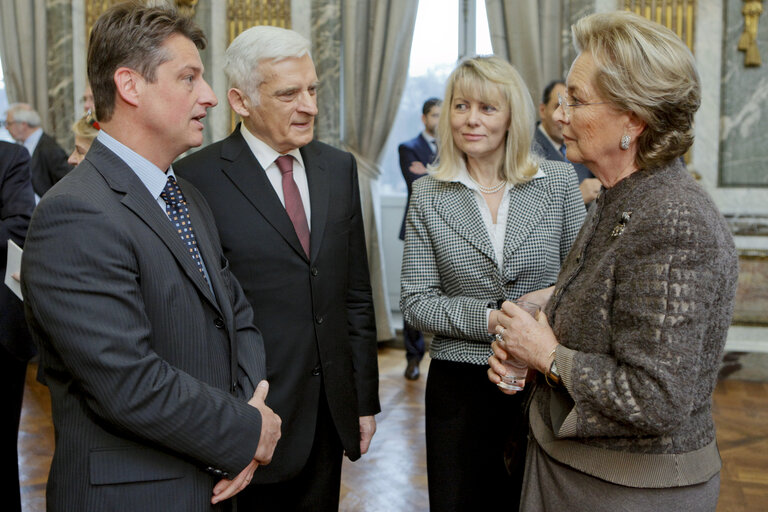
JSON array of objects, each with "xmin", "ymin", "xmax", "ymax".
[{"xmin": 89, "ymin": 446, "xmax": 186, "ymax": 485}]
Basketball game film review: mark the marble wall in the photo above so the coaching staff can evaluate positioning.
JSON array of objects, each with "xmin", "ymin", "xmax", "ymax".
[
  {"xmin": 720, "ymin": 0, "xmax": 768, "ymax": 188},
  {"xmin": 310, "ymin": 0, "xmax": 341, "ymax": 147},
  {"xmin": 47, "ymin": 0, "xmax": 74, "ymax": 150}
]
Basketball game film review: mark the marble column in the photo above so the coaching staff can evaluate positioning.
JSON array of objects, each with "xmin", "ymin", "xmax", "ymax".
[
  {"xmin": 310, "ymin": 0, "xmax": 341, "ymax": 147},
  {"xmin": 719, "ymin": 0, "xmax": 768, "ymax": 191},
  {"xmin": 561, "ymin": 0, "xmax": 597, "ymax": 74},
  {"xmin": 47, "ymin": 0, "xmax": 74, "ymax": 150}
]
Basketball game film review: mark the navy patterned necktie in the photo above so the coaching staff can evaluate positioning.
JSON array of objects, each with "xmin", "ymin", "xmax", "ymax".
[
  {"xmin": 160, "ymin": 175, "xmax": 208, "ymax": 283},
  {"xmin": 559, "ymin": 143, "xmax": 569, "ymax": 162}
]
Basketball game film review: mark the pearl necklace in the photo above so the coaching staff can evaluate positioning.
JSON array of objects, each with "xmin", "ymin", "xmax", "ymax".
[{"xmin": 470, "ymin": 176, "xmax": 506, "ymax": 194}]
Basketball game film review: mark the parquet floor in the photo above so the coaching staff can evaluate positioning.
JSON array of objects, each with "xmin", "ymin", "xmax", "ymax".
[{"xmin": 18, "ymin": 346, "xmax": 768, "ymax": 511}]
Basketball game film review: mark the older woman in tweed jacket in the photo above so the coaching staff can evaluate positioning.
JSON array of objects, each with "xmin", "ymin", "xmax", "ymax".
[
  {"xmin": 488, "ymin": 12, "xmax": 738, "ymax": 511},
  {"xmin": 400, "ymin": 56, "xmax": 585, "ymax": 511}
]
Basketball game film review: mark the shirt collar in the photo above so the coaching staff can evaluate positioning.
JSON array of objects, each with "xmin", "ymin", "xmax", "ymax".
[
  {"xmin": 97, "ymin": 130, "xmax": 171, "ymax": 200},
  {"xmin": 23, "ymin": 128, "xmax": 43, "ymax": 155},
  {"xmin": 537, "ymin": 123, "xmax": 562, "ymax": 152},
  {"xmin": 240, "ymin": 123, "xmax": 305, "ymax": 170},
  {"xmin": 450, "ymin": 159, "xmax": 545, "ymax": 191}
]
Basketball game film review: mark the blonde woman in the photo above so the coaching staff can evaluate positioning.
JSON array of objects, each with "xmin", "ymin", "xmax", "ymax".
[
  {"xmin": 67, "ymin": 112, "xmax": 99, "ymax": 166},
  {"xmin": 400, "ymin": 55, "xmax": 585, "ymax": 510}
]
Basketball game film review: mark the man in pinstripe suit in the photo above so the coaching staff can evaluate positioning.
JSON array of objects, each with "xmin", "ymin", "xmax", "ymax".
[{"xmin": 20, "ymin": 4, "xmax": 280, "ymax": 511}]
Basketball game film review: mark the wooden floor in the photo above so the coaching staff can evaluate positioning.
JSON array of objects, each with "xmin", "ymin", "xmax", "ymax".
[{"xmin": 19, "ymin": 346, "xmax": 768, "ymax": 511}]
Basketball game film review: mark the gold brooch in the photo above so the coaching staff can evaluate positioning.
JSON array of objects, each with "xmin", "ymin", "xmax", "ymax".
[{"xmin": 611, "ymin": 211, "xmax": 632, "ymax": 237}]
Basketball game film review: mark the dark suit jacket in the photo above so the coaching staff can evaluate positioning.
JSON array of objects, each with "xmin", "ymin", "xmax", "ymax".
[
  {"xmin": 176, "ymin": 128, "xmax": 380, "ymax": 484},
  {"xmin": 21, "ymin": 139, "xmax": 267, "ymax": 512},
  {"xmin": 0, "ymin": 141, "xmax": 35, "ymax": 361},
  {"xmin": 532, "ymin": 125, "xmax": 594, "ymax": 184},
  {"xmin": 398, "ymin": 133, "xmax": 435, "ymax": 240},
  {"xmin": 29, "ymin": 131, "xmax": 72, "ymax": 197}
]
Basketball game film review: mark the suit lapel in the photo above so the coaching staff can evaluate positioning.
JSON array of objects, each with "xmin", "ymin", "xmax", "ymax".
[
  {"xmin": 300, "ymin": 143, "xmax": 329, "ymax": 262},
  {"xmin": 502, "ymin": 174, "xmax": 550, "ymax": 267},
  {"xmin": 87, "ymin": 140, "xmax": 218, "ymax": 309},
  {"xmin": 534, "ymin": 128, "xmax": 561, "ymax": 162},
  {"xmin": 434, "ymin": 182, "xmax": 496, "ymax": 263},
  {"xmin": 218, "ymin": 130, "xmax": 309, "ymax": 261},
  {"xmin": 415, "ymin": 134, "xmax": 435, "ymax": 163}
]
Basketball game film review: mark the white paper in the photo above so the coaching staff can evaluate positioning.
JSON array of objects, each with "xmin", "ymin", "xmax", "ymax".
[{"xmin": 4, "ymin": 239, "xmax": 23, "ymax": 300}]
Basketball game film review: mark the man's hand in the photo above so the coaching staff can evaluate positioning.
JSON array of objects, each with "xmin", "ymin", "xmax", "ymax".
[
  {"xmin": 359, "ymin": 415, "xmax": 376, "ymax": 455},
  {"xmin": 579, "ymin": 178, "xmax": 601, "ymax": 204},
  {"xmin": 409, "ymin": 161, "xmax": 428, "ymax": 175},
  {"xmin": 209, "ymin": 380, "xmax": 280, "ymax": 504},
  {"xmin": 211, "ymin": 459, "xmax": 258, "ymax": 505},
  {"xmin": 249, "ymin": 380, "xmax": 281, "ymax": 464}
]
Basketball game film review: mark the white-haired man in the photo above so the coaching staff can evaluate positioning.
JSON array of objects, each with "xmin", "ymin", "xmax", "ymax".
[
  {"xmin": 4, "ymin": 103, "xmax": 72, "ymax": 198},
  {"xmin": 176, "ymin": 26, "xmax": 379, "ymax": 511}
]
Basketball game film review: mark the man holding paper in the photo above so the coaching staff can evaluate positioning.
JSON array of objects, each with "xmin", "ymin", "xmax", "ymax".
[{"xmin": 0, "ymin": 140, "xmax": 36, "ymax": 512}]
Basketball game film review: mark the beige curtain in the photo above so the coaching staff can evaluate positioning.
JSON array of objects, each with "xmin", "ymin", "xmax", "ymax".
[
  {"xmin": 0, "ymin": 0, "xmax": 48, "ymax": 124},
  {"xmin": 485, "ymin": 0, "xmax": 563, "ymax": 105},
  {"xmin": 341, "ymin": 0, "xmax": 418, "ymax": 340}
]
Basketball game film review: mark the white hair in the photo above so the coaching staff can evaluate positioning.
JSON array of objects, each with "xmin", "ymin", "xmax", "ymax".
[
  {"xmin": 224, "ymin": 26, "xmax": 312, "ymax": 104},
  {"xmin": 6, "ymin": 103, "xmax": 41, "ymax": 127}
]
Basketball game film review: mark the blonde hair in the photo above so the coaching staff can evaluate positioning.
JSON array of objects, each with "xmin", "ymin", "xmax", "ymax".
[
  {"xmin": 431, "ymin": 55, "xmax": 538, "ymax": 184},
  {"xmin": 71, "ymin": 113, "xmax": 99, "ymax": 141},
  {"xmin": 572, "ymin": 11, "xmax": 700, "ymax": 169}
]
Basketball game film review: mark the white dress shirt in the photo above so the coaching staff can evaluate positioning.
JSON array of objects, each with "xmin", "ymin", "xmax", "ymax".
[
  {"xmin": 451, "ymin": 161, "xmax": 546, "ymax": 323},
  {"xmin": 240, "ymin": 124, "xmax": 312, "ymax": 228}
]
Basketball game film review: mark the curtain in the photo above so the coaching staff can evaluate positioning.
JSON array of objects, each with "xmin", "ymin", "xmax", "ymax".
[
  {"xmin": 0, "ymin": 0, "xmax": 48, "ymax": 126},
  {"xmin": 341, "ymin": 0, "xmax": 418, "ymax": 341},
  {"xmin": 485, "ymin": 0, "xmax": 563, "ymax": 105}
]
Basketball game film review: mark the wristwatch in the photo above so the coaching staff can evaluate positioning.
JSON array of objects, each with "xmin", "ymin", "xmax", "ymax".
[{"xmin": 545, "ymin": 358, "xmax": 561, "ymax": 388}]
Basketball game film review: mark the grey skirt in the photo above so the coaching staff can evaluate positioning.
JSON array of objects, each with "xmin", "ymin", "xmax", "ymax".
[{"xmin": 520, "ymin": 437, "xmax": 720, "ymax": 512}]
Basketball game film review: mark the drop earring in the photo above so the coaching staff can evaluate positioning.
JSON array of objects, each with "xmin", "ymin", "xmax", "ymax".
[{"xmin": 620, "ymin": 134, "xmax": 631, "ymax": 150}]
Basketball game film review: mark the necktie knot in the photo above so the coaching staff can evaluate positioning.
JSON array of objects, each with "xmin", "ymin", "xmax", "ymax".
[
  {"xmin": 160, "ymin": 174, "xmax": 208, "ymax": 283},
  {"xmin": 559, "ymin": 143, "xmax": 568, "ymax": 161},
  {"xmin": 161, "ymin": 175, "xmax": 185, "ymax": 206},
  {"xmin": 276, "ymin": 155, "xmax": 294, "ymax": 175}
]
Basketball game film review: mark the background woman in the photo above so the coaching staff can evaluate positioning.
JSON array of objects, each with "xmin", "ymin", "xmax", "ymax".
[
  {"xmin": 67, "ymin": 112, "xmax": 99, "ymax": 166},
  {"xmin": 400, "ymin": 56, "xmax": 585, "ymax": 510},
  {"xmin": 488, "ymin": 12, "xmax": 738, "ymax": 511}
]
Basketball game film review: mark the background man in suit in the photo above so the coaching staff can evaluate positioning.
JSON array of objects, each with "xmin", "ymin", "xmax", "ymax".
[
  {"xmin": 176, "ymin": 25, "xmax": 379, "ymax": 511},
  {"xmin": 0, "ymin": 141, "xmax": 36, "ymax": 512},
  {"xmin": 4, "ymin": 103, "xmax": 72, "ymax": 199},
  {"xmin": 532, "ymin": 79, "xmax": 601, "ymax": 205},
  {"xmin": 397, "ymin": 97, "xmax": 441, "ymax": 380},
  {"xmin": 20, "ymin": 4, "xmax": 280, "ymax": 510}
]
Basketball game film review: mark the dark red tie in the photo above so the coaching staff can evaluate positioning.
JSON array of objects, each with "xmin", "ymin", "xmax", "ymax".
[{"xmin": 276, "ymin": 155, "xmax": 310, "ymax": 257}]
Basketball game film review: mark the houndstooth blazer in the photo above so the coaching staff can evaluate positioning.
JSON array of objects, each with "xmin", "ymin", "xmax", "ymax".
[{"xmin": 400, "ymin": 159, "xmax": 586, "ymax": 365}]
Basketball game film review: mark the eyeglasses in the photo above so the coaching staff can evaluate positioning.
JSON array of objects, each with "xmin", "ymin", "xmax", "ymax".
[
  {"xmin": 557, "ymin": 92, "xmax": 609, "ymax": 121},
  {"xmin": 0, "ymin": 120, "xmax": 19, "ymax": 128}
]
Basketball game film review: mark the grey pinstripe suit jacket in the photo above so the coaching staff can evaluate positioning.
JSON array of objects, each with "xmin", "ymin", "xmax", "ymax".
[
  {"xmin": 400, "ymin": 159, "xmax": 586, "ymax": 365},
  {"xmin": 21, "ymin": 139, "xmax": 267, "ymax": 511}
]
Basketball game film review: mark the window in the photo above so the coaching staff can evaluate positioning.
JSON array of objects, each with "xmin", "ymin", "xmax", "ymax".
[
  {"xmin": 0, "ymin": 58, "xmax": 12, "ymax": 142},
  {"xmin": 378, "ymin": 0, "xmax": 492, "ymax": 194}
]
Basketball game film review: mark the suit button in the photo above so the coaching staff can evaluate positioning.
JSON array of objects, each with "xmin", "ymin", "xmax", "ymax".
[
  {"xmin": 312, "ymin": 365, "xmax": 321, "ymax": 376},
  {"xmin": 213, "ymin": 318, "xmax": 225, "ymax": 329},
  {"xmin": 315, "ymin": 314, "xmax": 324, "ymax": 324},
  {"xmin": 311, "ymin": 267, "xmax": 319, "ymax": 276}
]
